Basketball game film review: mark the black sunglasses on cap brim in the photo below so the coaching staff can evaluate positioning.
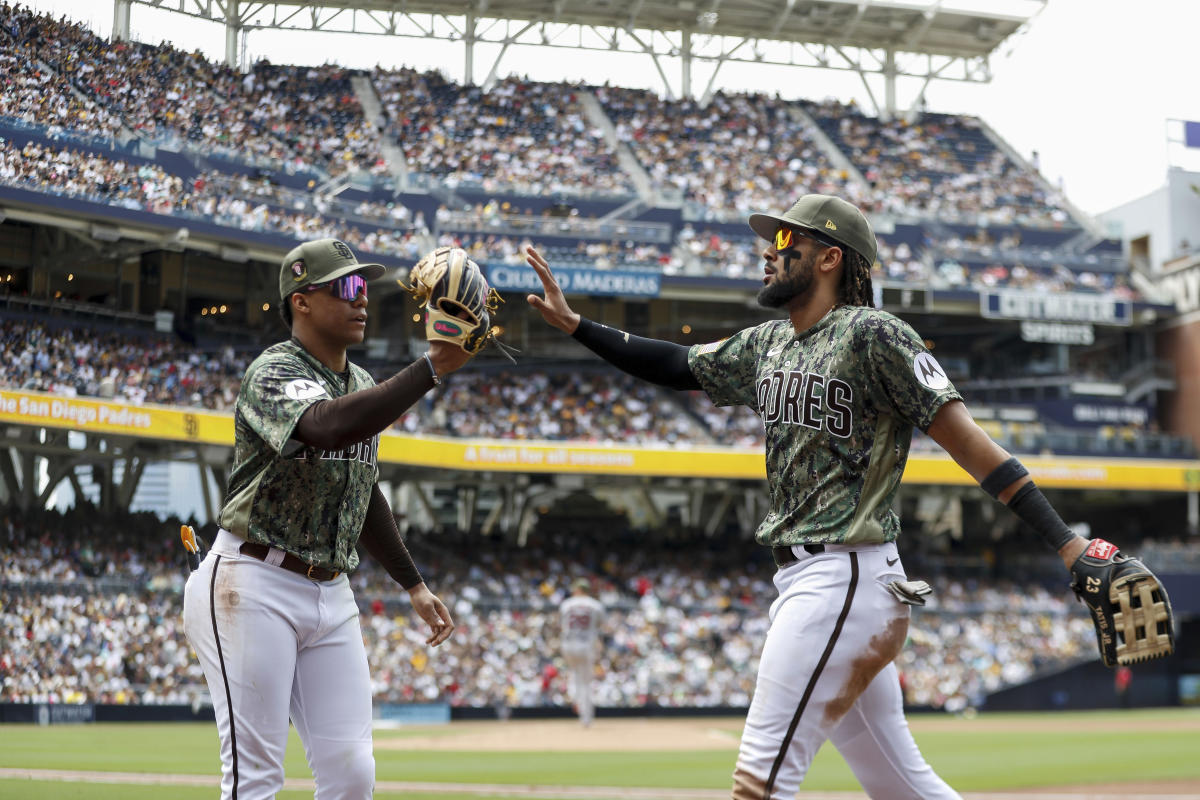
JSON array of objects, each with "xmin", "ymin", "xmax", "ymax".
[{"xmin": 302, "ymin": 273, "xmax": 368, "ymax": 301}]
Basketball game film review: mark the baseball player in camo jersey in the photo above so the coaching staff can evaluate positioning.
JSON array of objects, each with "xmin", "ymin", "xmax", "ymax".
[
  {"xmin": 559, "ymin": 578, "xmax": 605, "ymax": 727},
  {"xmin": 182, "ymin": 238, "xmax": 471, "ymax": 800},
  {"xmin": 526, "ymin": 195, "xmax": 1100, "ymax": 799}
]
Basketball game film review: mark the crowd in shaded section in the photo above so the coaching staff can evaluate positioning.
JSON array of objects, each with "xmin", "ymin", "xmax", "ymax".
[
  {"xmin": 394, "ymin": 369, "xmax": 708, "ymax": 445},
  {"xmin": 2, "ymin": 316, "xmax": 1191, "ymax": 458},
  {"xmin": 0, "ymin": 507, "xmax": 1102, "ymax": 712},
  {"xmin": 0, "ymin": 318, "xmax": 248, "ymax": 409}
]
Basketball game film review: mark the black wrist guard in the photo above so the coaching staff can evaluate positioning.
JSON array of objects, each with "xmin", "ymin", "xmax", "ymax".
[{"xmin": 1007, "ymin": 481, "xmax": 1076, "ymax": 551}]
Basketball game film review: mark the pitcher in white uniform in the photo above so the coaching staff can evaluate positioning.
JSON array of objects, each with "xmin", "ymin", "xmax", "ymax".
[{"xmin": 559, "ymin": 578, "xmax": 605, "ymax": 727}]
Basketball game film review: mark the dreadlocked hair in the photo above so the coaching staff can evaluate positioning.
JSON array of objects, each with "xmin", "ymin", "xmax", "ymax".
[{"xmin": 839, "ymin": 249, "xmax": 876, "ymax": 308}]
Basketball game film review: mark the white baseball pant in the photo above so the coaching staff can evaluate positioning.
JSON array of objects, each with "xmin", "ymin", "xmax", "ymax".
[
  {"xmin": 733, "ymin": 541, "xmax": 960, "ymax": 800},
  {"xmin": 562, "ymin": 642, "xmax": 597, "ymax": 726},
  {"xmin": 182, "ymin": 529, "xmax": 374, "ymax": 800}
]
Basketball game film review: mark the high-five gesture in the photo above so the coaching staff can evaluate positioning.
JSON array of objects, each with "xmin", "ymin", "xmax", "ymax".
[{"xmin": 525, "ymin": 246, "xmax": 581, "ymax": 334}]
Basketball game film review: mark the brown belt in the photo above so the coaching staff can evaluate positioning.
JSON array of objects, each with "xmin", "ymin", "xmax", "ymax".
[
  {"xmin": 239, "ymin": 542, "xmax": 341, "ymax": 582},
  {"xmin": 772, "ymin": 543, "xmax": 825, "ymax": 567}
]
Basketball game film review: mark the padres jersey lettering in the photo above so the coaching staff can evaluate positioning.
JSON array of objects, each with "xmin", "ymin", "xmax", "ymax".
[
  {"xmin": 218, "ymin": 339, "xmax": 379, "ymax": 572},
  {"xmin": 757, "ymin": 370, "xmax": 854, "ymax": 436},
  {"xmin": 296, "ymin": 435, "xmax": 380, "ymax": 464},
  {"xmin": 688, "ymin": 306, "xmax": 960, "ymax": 547}
]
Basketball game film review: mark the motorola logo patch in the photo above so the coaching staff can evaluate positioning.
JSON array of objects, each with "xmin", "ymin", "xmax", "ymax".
[{"xmin": 913, "ymin": 353, "xmax": 949, "ymax": 391}]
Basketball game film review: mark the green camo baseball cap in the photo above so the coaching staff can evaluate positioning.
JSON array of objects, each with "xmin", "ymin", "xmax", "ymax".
[
  {"xmin": 279, "ymin": 238, "xmax": 386, "ymax": 302},
  {"xmin": 748, "ymin": 194, "xmax": 878, "ymax": 266}
]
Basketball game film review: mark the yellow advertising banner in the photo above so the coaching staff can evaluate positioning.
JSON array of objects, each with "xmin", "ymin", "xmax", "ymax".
[
  {"xmin": 0, "ymin": 389, "xmax": 233, "ymax": 445},
  {"xmin": 377, "ymin": 434, "xmax": 767, "ymax": 479},
  {"xmin": 1, "ymin": 388, "xmax": 1197, "ymax": 492},
  {"xmin": 380, "ymin": 434, "xmax": 1200, "ymax": 491}
]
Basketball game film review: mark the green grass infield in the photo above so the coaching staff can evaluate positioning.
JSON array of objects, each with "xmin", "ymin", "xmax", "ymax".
[{"xmin": 0, "ymin": 709, "xmax": 1196, "ymax": 798}]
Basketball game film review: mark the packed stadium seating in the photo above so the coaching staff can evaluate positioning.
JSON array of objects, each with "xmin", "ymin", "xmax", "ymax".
[
  {"xmin": 2, "ymin": 314, "xmax": 1193, "ymax": 457},
  {"xmin": 0, "ymin": 507, "xmax": 1099, "ymax": 711},
  {"xmin": 377, "ymin": 69, "xmax": 632, "ymax": 197},
  {"xmin": 1, "ymin": 5, "xmax": 377, "ymax": 178},
  {"xmin": 0, "ymin": 3, "xmax": 1145, "ymax": 297},
  {"xmin": 597, "ymin": 86, "xmax": 859, "ymax": 220},
  {"xmin": 800, "ymin": 99, "xmax": 1073, "ymax": 228},
  {"xmin": 0, "ymin": 139, "xmax": 423, "ymax": 258},
  {"xmin": 0, "ymin": 317, "xmax": 248, "ymax": 410}
]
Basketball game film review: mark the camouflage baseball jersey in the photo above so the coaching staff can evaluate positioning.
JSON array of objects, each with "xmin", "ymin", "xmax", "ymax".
[
  {"xmin": 688, "ymin": 306, "xmax": 961, "ymax": 547},
  {"xmin": 218, "ymin": 339, "xmax": 379, "ymax": 572}
]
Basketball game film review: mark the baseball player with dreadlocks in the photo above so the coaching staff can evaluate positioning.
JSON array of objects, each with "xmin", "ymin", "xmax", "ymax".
[{"xmin": 525, "ymin": 194, "xmax": 1173, "ymax": 799}]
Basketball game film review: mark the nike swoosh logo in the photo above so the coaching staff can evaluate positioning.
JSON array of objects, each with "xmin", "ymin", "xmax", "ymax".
[
  {"xmin": 767, "ymin": 347, "xmax": 783, "ymax": 357},
  {"xmin": 886, "ymin": 556, "xmax": 899, "ymax": 566}
]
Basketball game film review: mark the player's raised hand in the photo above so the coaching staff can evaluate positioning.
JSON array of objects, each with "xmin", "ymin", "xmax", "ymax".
[
  {"xmin": 525, "ymin": 246, "xmax": 581, "ymax": 334},
  {"xmin": 407, "ymin": 583, "xmax": 456, "ymax": 646}
]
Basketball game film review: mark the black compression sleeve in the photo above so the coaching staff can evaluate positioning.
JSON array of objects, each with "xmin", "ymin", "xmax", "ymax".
[
  {"xmin": 1006, "ymin": 481, "xmax": 1077, "ymax": 551},
  {"xmin": 293, "ymin": 359, "xmax": 434, "ymax": 451},
  {"xmin": 570, "ymin": 317, "xmax": 701, "ymax": 391},
  {"xmin": 359, "ymin": 484, "xmax": 423, "ymax": 589}
]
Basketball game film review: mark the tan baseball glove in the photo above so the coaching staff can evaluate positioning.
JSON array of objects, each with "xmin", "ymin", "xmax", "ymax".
[{"xmin": 404, "ymin": 246, "xmax": 513, "ymax": 359}]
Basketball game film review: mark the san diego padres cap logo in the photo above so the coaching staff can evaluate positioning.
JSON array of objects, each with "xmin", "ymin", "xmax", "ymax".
[
  {"xmin": 291, "ymin": 260, "xmax": 307, "ymax": 282},
  {"xmin": 332, "ymin": 240, "xmax": 354, "ymax": 260}
]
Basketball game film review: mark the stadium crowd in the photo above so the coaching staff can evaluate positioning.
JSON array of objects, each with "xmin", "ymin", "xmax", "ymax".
[
  {"xmin": 1, "ymin": 4, "xmax": 379, "ymax": 177},
  {"xmin": 397, "ymin": 369, "xmax": 707, "ymax": 445},
  {"xmin": 0, "ymin": 139, "xmax": 423, "ymax": 258},
  {"xmin": 598, "ymin": 86, "xmax": 860, "ymax": 220},
  {"xmin": 0, "ymin": 318, "xmax": 248, "ymax": 410},
  {"xmin": 377, "ymin": 69, "xmax": 631, "ymax": 197},
  {"xmin": 0, "ymin": 42, "xmax": 123, "ymax": 142},
  {"xmin": 0, "ymin": 3, "xmax": 1088, "ymax": 235},
  {"xmin": 1, "ymin": 2, "xmax": 1144, "ymax": 298},
  {"xmin": 0, "ymin": 507, "xmax": 1099, "ymax": 712},
  {"xmin": 802, "ymin": 99, "xmax": 1072, "ymax": 228},
  {"xmin": 6, "ymin": 316, "xmax": 1189, "ymax": 457}
]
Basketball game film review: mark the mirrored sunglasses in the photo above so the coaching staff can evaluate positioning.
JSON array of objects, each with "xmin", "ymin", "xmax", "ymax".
[
  {"xmin": 303, "ymin": 273, "xmax": 368, "ymax": 301},
  {"xmin": 774, "ymin": 226, "xmax": 840, "ymax": 253}
]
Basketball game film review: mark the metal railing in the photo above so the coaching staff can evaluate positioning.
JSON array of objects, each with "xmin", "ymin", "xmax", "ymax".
[{"xmin": 435, "ymin": 210, "xmax": 672, "ymax": 244}]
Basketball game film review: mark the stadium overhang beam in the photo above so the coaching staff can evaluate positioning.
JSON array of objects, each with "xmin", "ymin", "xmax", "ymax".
[{"xmin": 118, "ymin": 0, "xmax": 1043, "ymax": 116}]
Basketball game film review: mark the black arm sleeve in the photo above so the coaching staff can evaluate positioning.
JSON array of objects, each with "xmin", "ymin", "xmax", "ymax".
[
  {"xmin": 359, "ymin": 484, "xmax": 423, "ymax": 589},
  {"xmin": 571, "ymin": 317, "xmax": 701, "ymax": 391},
  {"xmin": 293, "ymin": 358, "xmax": 435, "ymax": 451}
]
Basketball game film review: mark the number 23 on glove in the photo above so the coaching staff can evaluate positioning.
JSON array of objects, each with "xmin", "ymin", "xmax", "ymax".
[{"xmin": 1070, "ymin": 539, "xmax": 1175, "ymax": 666}]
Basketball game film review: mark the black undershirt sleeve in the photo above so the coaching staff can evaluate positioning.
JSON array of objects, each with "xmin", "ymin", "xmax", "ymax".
[
  {"xmin": 293, "ymin": 358, "xmax": 434, "ymax": 451},
  {"xmin": 570, "ymin": 317, "xmax": 701, "ymax": 391},
  {"xmin": 359, "ymin": 484, "xmax": 423, "ymax": 590}
]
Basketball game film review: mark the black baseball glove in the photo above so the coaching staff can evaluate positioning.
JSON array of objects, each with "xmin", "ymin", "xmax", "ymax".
[{"xmin": 1069, "ymin": 538, "xmax": 1175, "ymax": 666}]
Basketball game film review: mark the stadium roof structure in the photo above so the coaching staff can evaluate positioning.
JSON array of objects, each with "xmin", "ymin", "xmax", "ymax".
[{"xmin": 116, "ymin": 0, "xmax": 1046, "ymax": 116}]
